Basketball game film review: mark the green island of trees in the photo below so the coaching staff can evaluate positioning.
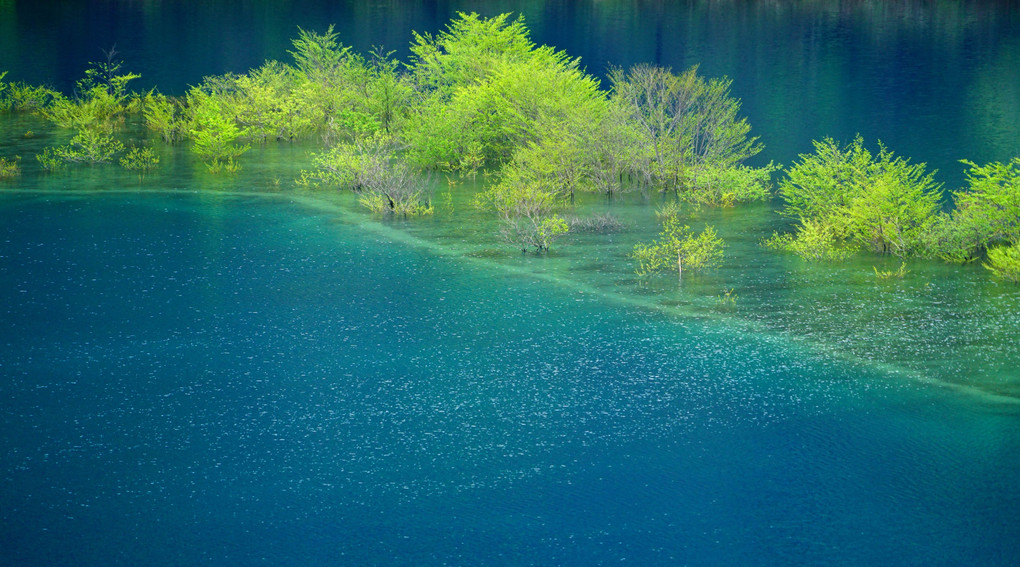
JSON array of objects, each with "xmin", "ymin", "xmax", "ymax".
[{"xmin": 1, "ymin": 13, "xmax": 1019, "ymax": 283}]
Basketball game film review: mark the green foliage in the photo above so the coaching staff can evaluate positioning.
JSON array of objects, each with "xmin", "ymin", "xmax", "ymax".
[
  {"xmin": 43, "ymin": 127, "xmax": 125, "ymax": 165},
  {"xmin": 404, "ymin": 12, "xmax": 604, "ymax": 171},
  {"xmin": 298, "ymin": 134, "xmax": 433, "ymax": 216},
  {"xmin": 774, "ymin": 136, "xmax": 943, "ymax": 259},
  {"xmin": 143, "ymin": 92, "xmax": 185, "ymax": 143},
  {"xmin": 495, "ymin": 124, "xmax": 589, "ymax": 202},
  {"xmin": 944, "ymin": 158, "xmax": 1020, "ymax": 250},
  {"xmin": 763, "ymin": 218, "xmax": 859, "ymax": 262},
  {"xmin": 289, "ymin": 25, "xmax": 351, "ymax": 83},
  {"xmin": 187, "ymin": 88, "xmax": 250, "ymax": 173},
  {"xmin": 500, "ymin": 214, "xmax": 569, "ymax": 253},
  {"xmin": 583, "ymin": 99, "xmax": 644, "ymax": 196},
  {"xmin": 76, "ymin": 47, "xmax": 139, "ymax": 100},
  {"xmin": 717, "ymin": 288, "xmax": 738, "ymax": 306},
  {"xmin": 36, "ymin": 147, "xmax": 66, "ymax": 171},
  {"xmin": 655, "ymin": 200, "xmax": 684, "ymax": 221},
  {"xmin": 873, "ymin": 262, "xmax": 909, "ymax": 279},
  {"xmin": 682, "ymin": 162, "xmax": 778, "ymax": 206},
  {"xmin": 233, "ymin": 61, "xmax": 309, "ymax": 142},
  {"xmin": 366, "ymin": 47, "xmax": 414, "ymax": 134},
  {"xmin": 287, "ymin": 25, "xmax": 380, "ymax": 143},
  {"xmin": 0, "ymin": 76, "xmax": 60, "ymax": 113},
  {"xmin": 844, "ymin": 165, "xmax": 942, "ymax": 257},
  {"xmin": 611, "ymin": 64, "xmax": 762, "ymax": 193},
  {"xmin": 409, "ymin": 12, "xmax": 539, "ymax": 96},
  {"xmin": 0, "ymin": 155, "xmax": 21, "ymax": 179},
  {"xmin": 119, "ymin": 146, "xmax": 160, "ymax": 175},
  {"xmin": 40, "ymin": 51, "xmax": 139, "ymax": 130},
  {"xmin": 983, "ymin": 243, "xmax": 1020, "ymax": 284},
  {"xmin": 478, "ymin": 175, "xmax": 569, "ymax": 252},
  {"xmin": 632, "ymin": 215, "xmax": 724, "ymax": 278},
  {"xmin": 778, "ymin": 136, "xmax": 875, "ymax": 220}
]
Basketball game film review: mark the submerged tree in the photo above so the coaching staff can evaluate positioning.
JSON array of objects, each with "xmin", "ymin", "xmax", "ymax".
[
  {"xmin": 984, "ymin": 243, "xmax": 1020, "ymax": 284},
  {"xmin": 773, "ymin": 136, "xmax": 943, "ymax": 259},
  {"xmin": 476, "ymin": 170, "xmax": 569, "ymax": 253},
  {"xmin": 931, "ymin": 157, "xmax": 1020, "ymax": 262},
  {"xmin": 187, "ymin": 88, "xmax": 250, "ymax": 173},
  {"xmin": 298, "ymin": 133, "xmax": 433, "ymax": 216},
  {"xmin": 41, "ymin": 48, "xmax": 141, "ymax": 131},
  {"xmin": 632, "ymin": 215, "xmax": 724, "ymax": 278},
  {"xmin": 288, "ymin": 25, "xmax": 383, "ymax": 144},
  {"xmin": 403, "ymin": 12, "xmax": 605, "ymax": 171},
  {"xmin": 610, "ymin": 64, "xmax": 764, "ymax": 195}
]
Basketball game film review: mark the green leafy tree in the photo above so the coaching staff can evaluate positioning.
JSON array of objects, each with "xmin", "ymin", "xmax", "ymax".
[
  {"xmin": 984, "ymin": 243, "xmax": 1020, "ymax": 284},
  {"xmin": 943, "ymin": 158, "xmax": 1020, "ymax": 252},
  {"xmin": 289, "ymin": 25, "xmax": 377, "ymax": 143},
  {"xmin": 774, "ymin": 136, "xmax": 943, "ymax": 259},
  {"xmin": 632, "ymin": 215, "xmax": 724, "ymax": 278},
  {"xmin": 404, "ymin": 12, "xmax": 604, "ymax": 171},
  {"xmin": 366, "ymin": 47, "xmax": 413, "ymax": 134},
  {"xmin": 187, "ymin": 89, "xmax": 249, "ymax": 173},
  {"xmin": 41, "ymin": 126, "xmax": 125, "ymax": 165},
  {"xmin": 582, "ymin": 98, "xmax": 644, "ymax": 196},
  {"xmin": 41, "ymin": 49, "xmax": 140, "ymax": 130},
  {"xmin": 764, "ymin": 218, "xmax": 859, "ymax": 262},
  {"xmin": 777, "ymin": 135, "xmax": 874, "ymax": 221},
  {"xmin": 120, "ymin": 146, "xmax": 160, "ymax": 179},
  {"xmin": 3, "ymin": 81, "xmax": 59, "ymax": 112},
  {"xmin": 298, "ymin": 134, "xmax": 433, "ymax": 216},
  {"xmin": 683, "ymin": 162, "xmax": 778, "ymax": 206},
  {"xmin": 0, "ymin": 155, "xmax": 21, "ymax": 179},
  {"xmin": 408, "ymin": 12, "xmax": 539, "ymax": 96},
  {"xmin": 611, "ymin": 64, "xmax": 762, "ymax": 193},
  {"xmin": 143, "ymin": 91, "xmax": 185, "ymax": 143},
  {"xmin": 845, "ymin": 166, "xmax": 942, "ymax": 257},
  {"xmin": 476, "ymin": 175, "xmax": 569, "ymax": 253},
  {"xmin": 232, "ymin": 61, "xmax": 307, "ymax": 142}
]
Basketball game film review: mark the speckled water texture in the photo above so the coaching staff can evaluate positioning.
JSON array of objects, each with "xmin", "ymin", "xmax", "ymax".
[{"xmin": 2, "ymin": 1, "xmax": 1020, "ymax": 565}]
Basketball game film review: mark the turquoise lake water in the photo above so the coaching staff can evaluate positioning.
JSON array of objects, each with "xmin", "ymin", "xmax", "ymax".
[{"xmin": 3, "ymin": 1, "xmax": 1020, "ymax": 565}]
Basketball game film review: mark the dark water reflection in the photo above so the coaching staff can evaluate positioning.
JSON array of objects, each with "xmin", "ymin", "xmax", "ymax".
[{"xmin": 2, "ymin": 0, "xmax": 1018, "ymax": 185}]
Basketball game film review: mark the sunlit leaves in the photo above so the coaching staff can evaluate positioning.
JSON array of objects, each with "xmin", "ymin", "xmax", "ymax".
[
  {"xmin": 298, "ymin": 134, "xmax": 433, "ymax": 216},
  {"xmin": 632, "ymin": 215, "xmax": 724, "ymax": 278},
  {"xmin": 775, "ymin": 136, "xmax": 943, "ymax": 259},
  {"xmin": 187, "ymin": 88, "xmax": 249, "ymax": 173},
  {"xmin": 611, "ymin": 64, "xmax": 762, "ymax": 193},
  {"xmin": 984, "ymin": 243, "xmax": 1020, "ymax": 284}
]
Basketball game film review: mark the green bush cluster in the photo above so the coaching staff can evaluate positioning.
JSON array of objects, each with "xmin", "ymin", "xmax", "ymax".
[
  {"xmin": 0, "ymin": 155, "xmax": 21, "ymax": 179},
  {"xmin": 3, "ymin": 13, "xmax": 1017, "ymax": 283},
  {"xmin": 632, "ymin": 215, "xmax": 724, "ymax": 278},
  {"xmin": 770, "ymin": 137, "xmax": 1020, "ymax": 276}
]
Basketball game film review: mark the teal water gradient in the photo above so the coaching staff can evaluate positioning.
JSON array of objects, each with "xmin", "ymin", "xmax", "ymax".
[
  {"xmin": 2, "ymin": 189, "xmax": 1018, "ymax": 565},
  {"xmin": 2, "ymin": 1, "xmax": 1020, "ymax": 564}
]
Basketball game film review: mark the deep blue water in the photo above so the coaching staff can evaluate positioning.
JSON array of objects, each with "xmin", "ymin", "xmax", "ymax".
[
  {"xmin": 3, "ymin": 1, "xmax": 1020, "ymax": 565},
  {"xmin": 2, "ymin": 193, "xmax": 1019, "ymax": 565}
]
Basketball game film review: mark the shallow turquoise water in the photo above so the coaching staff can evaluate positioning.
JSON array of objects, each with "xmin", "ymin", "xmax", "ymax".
[{"xmin": 2, "ymin": 183, "xmax": 1019, "ymax": 565}]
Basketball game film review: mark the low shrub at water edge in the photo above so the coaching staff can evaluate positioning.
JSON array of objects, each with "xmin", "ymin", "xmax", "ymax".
[
  {"xmin": 984, "ymin": 243, "xmax": 1020, "ymax": 284},
  {"xmin": 567, "ymin": 213, "xmax": 625, "ymax": 233},
  {"xmin": 0, "ymin": 156, "xmax": 22, "ymax": 179}
]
